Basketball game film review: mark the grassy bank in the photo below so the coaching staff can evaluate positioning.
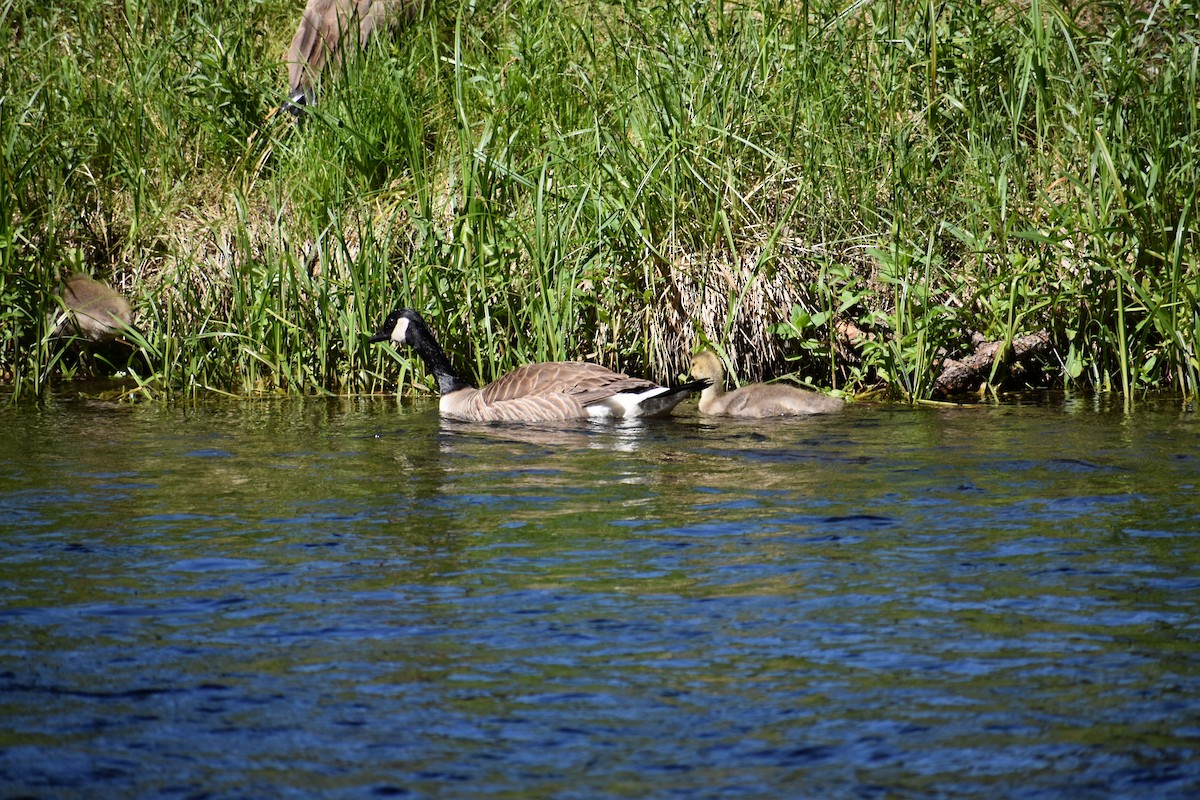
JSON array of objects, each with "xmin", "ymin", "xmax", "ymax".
[{"xmin": 1, "ymin": 0, "xmax": 1197, "ymax": 401}]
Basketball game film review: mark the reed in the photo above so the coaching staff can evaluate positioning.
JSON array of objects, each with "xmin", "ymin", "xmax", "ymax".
[{"xmin": 1, "ymin": 0, "xmax": 1196, "ymax": 401}]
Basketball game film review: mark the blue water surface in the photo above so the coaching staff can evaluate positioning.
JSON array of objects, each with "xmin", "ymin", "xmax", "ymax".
[{"xmin": 1, "ymin": 393, "xmax": 1198, "ymax": 798}]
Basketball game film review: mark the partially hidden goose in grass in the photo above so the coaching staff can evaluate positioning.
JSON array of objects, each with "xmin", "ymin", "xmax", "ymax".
[
  {"xmin": 370, "ymin": 308, "xmax": 708, "ymax": 423},
  {"xmin": 44, "ymin": 272, "xmax": 147, "ymax": 375},
  {"xmin": 46, "ymin": 273, "xmax": 133, "ymax": 344},
  {"xmin": 285, "ymin": 0, "xmax": 416, "ymax": 111},
  {"xmin": 688, "ymin": 350, "xmax": 844, "ymax": 417}
]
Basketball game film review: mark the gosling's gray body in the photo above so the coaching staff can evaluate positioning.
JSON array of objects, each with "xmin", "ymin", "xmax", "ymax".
[
  {"xmin": 370, "ymin": 308, "xmax": 705, "ymax": 423},
  {"xmin": 689, "ymin": 350, "xmax": 843, "ymax": 417},
  {"xmin": 286, "ymin": 0, "xmax": 415, "ymax": 109},
  {"xmin": 47, "ymin": 273, "xmax": 132, "ymax": 343}
]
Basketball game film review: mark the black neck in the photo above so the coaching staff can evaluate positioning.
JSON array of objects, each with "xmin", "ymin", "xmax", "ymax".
[{"xmin": 409, "ymin": 317, "xmax": 474, "ymax": 395}]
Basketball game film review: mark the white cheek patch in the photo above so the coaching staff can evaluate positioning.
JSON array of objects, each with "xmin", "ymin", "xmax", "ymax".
[{"xmin": 394, "ymin": 316, "xmax": 410, "ymax": 343}]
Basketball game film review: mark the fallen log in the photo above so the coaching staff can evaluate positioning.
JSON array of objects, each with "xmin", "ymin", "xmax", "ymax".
[{"xmin": 932, "ymin": 330, "xmax": 1052, "ymax": 397}]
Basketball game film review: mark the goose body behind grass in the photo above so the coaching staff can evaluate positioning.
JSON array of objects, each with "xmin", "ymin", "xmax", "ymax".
[
  {"xmin": 285, "ymin": 0, "xmax": 416, "ymax": 111},
  {"xmin": 688, "ymin": 350, "xmax": 844, "ymax": 417},
  {"xmin": 46, "ymin": 273, "xmax": 132, "ymax": 343},
  {"xmin": 370, "ymin": 308, "xmax": 708, "ymax": 423}
]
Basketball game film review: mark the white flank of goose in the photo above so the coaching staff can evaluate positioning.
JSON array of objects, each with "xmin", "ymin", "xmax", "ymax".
[
  {"xmin": 370, "ymin": 308, "xmax": 707, "ymax": 423},
  {"xmin": 688, "ymin": 350, "xmax": 844, "ymax": 417}
]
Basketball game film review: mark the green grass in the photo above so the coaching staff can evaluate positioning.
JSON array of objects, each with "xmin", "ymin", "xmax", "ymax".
[{"xmin": 2, "ymin": 0, "xmax": 1197, "ymax": 401}]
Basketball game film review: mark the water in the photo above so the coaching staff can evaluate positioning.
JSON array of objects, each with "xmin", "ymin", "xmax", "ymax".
[{"xmin": 1, "ymin": 392, "xmax": 1198, "ymax": 798}]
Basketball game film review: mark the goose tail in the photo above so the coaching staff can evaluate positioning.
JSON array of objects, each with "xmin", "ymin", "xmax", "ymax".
[
  {"xmin": 597, "ymin": 377, "xmax": 710, "ymax": 419},
  {"xmin": 665, "ymin": 377, "xmax": 711, "ymax": 396}
]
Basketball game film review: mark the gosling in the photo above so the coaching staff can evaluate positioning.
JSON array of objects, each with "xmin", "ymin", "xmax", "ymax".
[
  {"xmin": 46, "ymin": 273, "xmax": 132, "ymax": 343},
  {"xmin": 688, "ymin": 350, "xmax": 844, "ymax": 418}
]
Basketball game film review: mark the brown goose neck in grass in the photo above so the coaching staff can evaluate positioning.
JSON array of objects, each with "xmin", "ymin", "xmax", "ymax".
[{"xmin": 285, "ymin": 0, "xmax": 414, "ymax": 111}]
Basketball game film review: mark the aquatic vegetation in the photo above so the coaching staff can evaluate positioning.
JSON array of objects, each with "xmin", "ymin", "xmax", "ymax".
[{"xmin": 1, "ymin": 0, "xmax": 1196, "ymax": 401}]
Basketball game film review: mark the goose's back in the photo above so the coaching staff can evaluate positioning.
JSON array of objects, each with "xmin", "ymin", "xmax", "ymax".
[
  {"xmin": 287, "ymin": 0, "xmax": 403, "ymax": 96},
  {"xmin": 444, "ymin": 362, "xmax": 659, "ymax": 422},
  {"xmin": 50, "ymin": 275, "xmax": 132, "ymax": 342}
]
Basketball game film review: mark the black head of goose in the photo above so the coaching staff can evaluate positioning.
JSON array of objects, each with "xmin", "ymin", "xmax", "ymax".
[
  {"xmin": 688, "ymin": 350, "xmax": 844, "ymax": 417},
  {"xmin": 370, "ymin": 308, "xmax": 708, "ymax": 422}
]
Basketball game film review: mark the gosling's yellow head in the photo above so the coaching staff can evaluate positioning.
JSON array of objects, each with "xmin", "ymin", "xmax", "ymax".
[{"xmin": 689, "ymin": 350, "xmax": 726, "ymax": 385}]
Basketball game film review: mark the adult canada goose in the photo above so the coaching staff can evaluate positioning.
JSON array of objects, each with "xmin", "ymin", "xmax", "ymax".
[
  {"xmin": 689, "ymin": 350, "xmax": 844, "ymax": 417},
  {"xmin": 46, "ymin": 273, "xmax": 133, "ymax": 343},
  {"xmin": 285, "ymin": 0, "xmax": 414, "ymax": 110},
  {"xmin": 370, "ymin": 308, "xmax": 707, "ymax": 422}
]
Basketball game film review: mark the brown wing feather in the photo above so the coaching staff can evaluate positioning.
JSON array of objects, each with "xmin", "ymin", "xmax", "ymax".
[
  {"xmin": 476, "ymin": 362, "xmax": 656, "ymax": 405},
  {"xmin": 356, "ymin": 0, "xmax": 401, "ymax": 39},
  {"xmin": 287, "ymin": 0, "xmax": 413, "ymax": 98},
  {"xmin": 287, "ymin": 0, "xmax": 339, "ymax": 97},
  {"xmin": 441, "ymin": 362, "xmax": 660, "ymax": 422},
  {"xmin": 451, "ymin": 391, "xmax": 585, "ymax": 422}
]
